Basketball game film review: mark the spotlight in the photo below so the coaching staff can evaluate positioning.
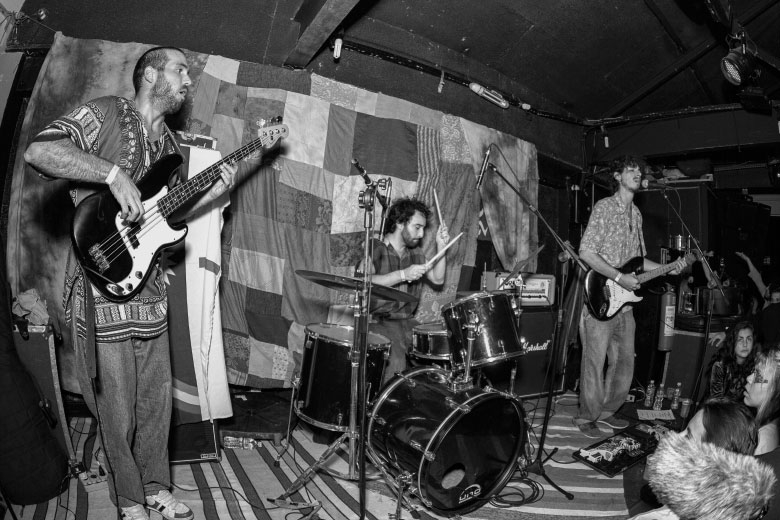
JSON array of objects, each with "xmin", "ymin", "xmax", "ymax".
[{"xmin": 721, "ymin": 47, "xmax": 755, "ymax": 86}]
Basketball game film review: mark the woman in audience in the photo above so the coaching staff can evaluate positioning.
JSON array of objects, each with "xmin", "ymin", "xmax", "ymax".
[
  {"xmin": 631, "ymin": 398, "xmax": 761, "ymax": 519},
  {"xmin": 744, "ymin": 345, "xmax": 780, "ymax": 455},
  {"xmin": 708, "ymin": 321, "xmax": 757, "ymax": 402}
]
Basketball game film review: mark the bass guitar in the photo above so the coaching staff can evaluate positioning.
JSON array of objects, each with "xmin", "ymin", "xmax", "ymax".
[
  {"xmin": 584, "ymin": 253, "xmax": 694, "ymax": 320},
  {"xmin": 71, "ymin": 123, "xmax": 288, "ymax": 302}
]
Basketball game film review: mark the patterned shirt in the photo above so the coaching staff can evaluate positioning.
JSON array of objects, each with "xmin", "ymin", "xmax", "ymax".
[
  {"xmin": 356, "ymin": 238, "xmax": 425, "ymax": 319},
  {"xmin": 579, "ymin": 191, "xmax": 646, "ymax": 268},
  {"xmin": 36, "ymin": 96, "xmax": 178, "ymax": 342}
]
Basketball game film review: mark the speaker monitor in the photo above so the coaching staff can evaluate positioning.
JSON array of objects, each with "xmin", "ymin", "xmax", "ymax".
[
  {"xmin": 479, "ymin": 306, "xmax": 564, "ymax": 399},
  {"xmin": 169, "ymin": 420, "xmax": 220, "ymax": 465}
]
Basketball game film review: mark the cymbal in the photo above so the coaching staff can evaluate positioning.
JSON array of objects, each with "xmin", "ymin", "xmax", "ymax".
[{"xmin": 295, "ymin": 270, "xmax": 418, "ymax": 302}]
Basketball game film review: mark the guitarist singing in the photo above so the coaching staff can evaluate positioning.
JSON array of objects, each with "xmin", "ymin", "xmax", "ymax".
[
  {"xmin": 573, "ymin": 156, "xmax": 686, "ymax": 438},
  {"xmin": 24, "ymin": 47, "xmax": 236, "ymax": 520}
]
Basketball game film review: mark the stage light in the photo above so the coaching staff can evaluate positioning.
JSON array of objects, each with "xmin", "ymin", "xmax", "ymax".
[{"xmin": 721, "ymin": 47, "xmax": 754, "ymax": 86}]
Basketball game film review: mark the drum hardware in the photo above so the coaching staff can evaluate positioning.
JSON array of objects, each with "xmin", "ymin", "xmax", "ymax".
[
  {"xmin": 390, "ymin": 472, "xmax": 414, "ymax": 520},
  {"xmin": 275, "ymin": 373, "xmax": 301, "ymax": 466},
  {"xmin": 274, "ymin": 178, "xmax": 394, "ymax": 519}
]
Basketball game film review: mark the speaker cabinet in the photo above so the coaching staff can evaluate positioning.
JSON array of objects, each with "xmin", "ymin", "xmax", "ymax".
[
  {"xmin": 169, "ymin": 420, "xmax": 220, "ymax": 465},
  {"xmin": 479, "ymin": 306, "xmax": 564, "ymax": 398}
]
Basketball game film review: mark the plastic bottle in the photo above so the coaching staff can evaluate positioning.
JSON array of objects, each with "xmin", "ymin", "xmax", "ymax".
[
  {"xmin": 653, "ymin": 385, "xmax": 665, "ymax": 410},
  {"xmin": 644, "ymin": 380, "xmax": 656, "ymax": 407},
  {"xmin": 671, "ymin": 382, "xmax": 682, "ymax": 410}
]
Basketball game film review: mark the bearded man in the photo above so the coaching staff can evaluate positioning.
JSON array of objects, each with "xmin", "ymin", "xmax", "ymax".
[{"xmin": 24, "ymin": 47, "xmax": 236, "ymax": 520}]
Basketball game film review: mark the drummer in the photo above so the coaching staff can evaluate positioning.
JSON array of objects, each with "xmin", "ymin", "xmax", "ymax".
[{"xmin": 356, "ymin": 197, "xmax": 450, "ymax": 382}]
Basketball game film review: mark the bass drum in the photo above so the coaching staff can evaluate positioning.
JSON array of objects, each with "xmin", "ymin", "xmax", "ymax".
[{"xmin": 367, "ymin": 367, "xmax": 524, "ymax": 516}]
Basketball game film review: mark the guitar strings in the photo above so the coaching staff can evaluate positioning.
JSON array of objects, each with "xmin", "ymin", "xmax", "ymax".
[{"xmin": 91, "ymin": 133, "xmax": 276, "ymax": 274}]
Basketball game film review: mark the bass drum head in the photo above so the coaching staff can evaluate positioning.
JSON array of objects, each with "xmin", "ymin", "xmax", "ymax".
[
  {"xmin": 368, "ymin": 367, "xmax": 524, "ymax": 516},
  {"xmin": 420, "ymin": 393, "xmax": 524, "ymax": 515}
]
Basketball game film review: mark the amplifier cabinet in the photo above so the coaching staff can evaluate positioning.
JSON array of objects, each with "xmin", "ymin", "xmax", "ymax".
[{"xmin": 479, "ymin": 306, "xmax": 565, "ymax": 399}]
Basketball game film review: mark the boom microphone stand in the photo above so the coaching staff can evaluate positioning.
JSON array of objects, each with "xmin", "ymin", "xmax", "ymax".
[{"xmin": 480, "ymin": 153, "xmax": 582, "ymax": 500}]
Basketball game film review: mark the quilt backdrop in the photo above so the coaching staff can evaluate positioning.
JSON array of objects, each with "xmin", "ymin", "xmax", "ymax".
[{"xmin": 7, "ymin": 33, "xmax": 538, "ymax": 392}]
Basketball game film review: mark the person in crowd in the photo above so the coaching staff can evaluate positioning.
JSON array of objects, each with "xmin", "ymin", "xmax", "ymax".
[
  {"xmin": 744, "ymin": 346, "xmax": 780, "ymax": 456},
  {"xmin": 632, "ymin": 398, "xmax": 770, "ymax": 519},
  {"xmin": 736, "ymin": 251, "xmax": 780, "ymax": 346},
  {"xmin": 707, "ymin": 321, "xmax": 757, "ymax": 402}
]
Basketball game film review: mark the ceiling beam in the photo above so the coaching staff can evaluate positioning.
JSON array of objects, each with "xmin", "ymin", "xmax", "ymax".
[
  {"xmin": 604, "ymin": 0, "xmax": 780, "ymax": 117},
  {"xmin": 285, "ymin": 0, "xmax": 360, "ymax": 68}
]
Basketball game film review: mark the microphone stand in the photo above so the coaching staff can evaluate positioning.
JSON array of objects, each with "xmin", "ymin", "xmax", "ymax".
[
  {"xmin": 483, "ymin": 160, "xmax": 578, "ymax": 500},
  {"xmin": 656, "ymin": 189, "xmax": 723, "ymax": 407}
]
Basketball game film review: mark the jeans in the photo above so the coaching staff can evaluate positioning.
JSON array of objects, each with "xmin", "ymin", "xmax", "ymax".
[
  {"xmin": 370, "ymin": 317, "xmax": 416, "ymax": 383},
  {"xmin": 576, "ymin": 307, "xmax": 635, "ymax": 424},
  {"xmin": 76, "ymin": 332, "xmax": 173, "ymax": 507}
]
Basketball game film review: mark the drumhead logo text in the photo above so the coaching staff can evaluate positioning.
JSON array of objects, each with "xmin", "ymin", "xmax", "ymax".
[
  {"xmin": 524, "ymin": 339, "xmax": 550, "ymax": 352},
  {"xmin": 459, "ymin": 484, "xmax": 482, "ymax": 503}
]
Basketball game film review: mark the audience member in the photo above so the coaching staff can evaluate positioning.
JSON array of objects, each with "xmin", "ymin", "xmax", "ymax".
[
  {"xmin": 744, "ymin": 346, "xmax": 780, "ymax": 455},
  {"xmin": 631, "ymin": 398, "xmax": 761, "ymax": 519},
  {"xmin": 707, "ymin": 321, "xmax": 757, "ymax": 402}
]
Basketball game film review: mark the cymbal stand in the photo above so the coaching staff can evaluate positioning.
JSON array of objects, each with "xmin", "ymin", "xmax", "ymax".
[{"xmin": 273, "ymin": 179, "xmax": 388, "ymax": 520}]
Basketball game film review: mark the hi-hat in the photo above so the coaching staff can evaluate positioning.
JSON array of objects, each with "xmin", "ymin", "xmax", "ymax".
[{"xmin": 295, "ymin": 270, "xmax": 417, "ymax": 302}]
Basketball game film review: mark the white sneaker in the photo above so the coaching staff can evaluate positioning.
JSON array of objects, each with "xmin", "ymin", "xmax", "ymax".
[
  {"xmin": 145, "ymin": 490, "xmax": 194, "ymax": 520},
  {"xmin": 121, "ymin": 504, "xmax": 150, "ymax": 520}
]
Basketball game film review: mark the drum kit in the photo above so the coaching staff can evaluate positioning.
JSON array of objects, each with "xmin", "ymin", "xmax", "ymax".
[{"xmin": 275, "ymin": 269, "xmax": 530, "ymax": 517}]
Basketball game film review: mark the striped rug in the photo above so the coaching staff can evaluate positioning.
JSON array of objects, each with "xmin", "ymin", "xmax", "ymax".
[{"xmin": 8, "ymin": 392, "xmax": 630, "ymax": 520}]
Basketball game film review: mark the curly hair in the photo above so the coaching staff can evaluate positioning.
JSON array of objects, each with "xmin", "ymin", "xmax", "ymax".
[
  {"xmin": 382, "ymin": 197, "xmax": 431, "ymax": 236},
  {"xmin": 608, "ymin": 155, "xmax": 643, "ymax": 191}
]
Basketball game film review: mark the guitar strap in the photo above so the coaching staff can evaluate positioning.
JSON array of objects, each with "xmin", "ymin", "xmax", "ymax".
[{"xmin": 83, "ymin": 279, "xmax": 97, "ymax": 380}]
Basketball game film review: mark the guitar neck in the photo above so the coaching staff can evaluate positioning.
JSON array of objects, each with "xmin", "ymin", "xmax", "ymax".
[
  {"xmin": 635, "ymin": 261, "xmax": 678, "ymax": 284},
  {"xmin": 158, "ymin": 137, "xmax": 266, "ymax": 216}
]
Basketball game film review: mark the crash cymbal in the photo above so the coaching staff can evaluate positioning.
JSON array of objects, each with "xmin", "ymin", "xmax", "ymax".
[{"xmin": 295, "ymin": 270, "xmax": 417, "ymax": 302}]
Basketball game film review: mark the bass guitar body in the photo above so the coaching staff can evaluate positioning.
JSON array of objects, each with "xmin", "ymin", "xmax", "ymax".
[
  {"xmin": 584, "ymin": 256, "xmax": 645, "ymax": 320},
  {"xmin": 71, "ymin": 154, "xmax": 187, "ymax": 302}
]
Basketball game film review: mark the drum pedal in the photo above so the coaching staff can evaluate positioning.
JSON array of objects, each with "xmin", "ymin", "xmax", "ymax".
[{"xmin": 267, "ymin": 498, "xmax": 321, "ymax": 510}]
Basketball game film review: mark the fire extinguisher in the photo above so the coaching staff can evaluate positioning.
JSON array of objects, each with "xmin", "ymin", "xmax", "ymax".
[{"xmin": 658, "ymin": 284, "xmax": 676, "ymax": 352}]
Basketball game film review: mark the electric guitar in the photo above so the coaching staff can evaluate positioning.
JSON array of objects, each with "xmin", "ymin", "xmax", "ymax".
[
  {"xmin": 71, "ymin": 122, "xmax": 289, "ymax": 302},
  {"xmin": 584, "ymin": 253, "xmax": 695, "ymax": 320}
]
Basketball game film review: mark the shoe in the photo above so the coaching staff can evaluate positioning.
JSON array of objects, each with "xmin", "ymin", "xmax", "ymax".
[
  {"xmin": 121, "ymin": 504, "xmax": 150, "ymax": 520},
  {"xmin": 145, "ymin": 490, "xmax": 194, "ymax": 520},
  {"xmin": 597, "ymin": 414, "xmax": 630, "ymax": 429},
  {"xmin": 573, "ymin": 419, "xmax": 604, "ymax": 438}
]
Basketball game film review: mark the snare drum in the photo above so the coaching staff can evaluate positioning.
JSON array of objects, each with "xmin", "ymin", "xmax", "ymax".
[
  {"xmin": 296, "ymin": 323, "xmax": 390, "ymax": 431},
  {"xmin": 411, "ymin": 322, "xmax": 452, "ymax": 360},
  {"xmin": 442, "ymin": 291, "xmax": 524, "ymax": 368},
  {"xmin": 367, "ymin": 367, "xmax": 525, "ymax": 515}
]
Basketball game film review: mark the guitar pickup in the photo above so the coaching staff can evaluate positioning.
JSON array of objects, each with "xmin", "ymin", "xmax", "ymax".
[{"xmin": 127, "ymin": 222, "xmax": 140, "ymax": 249}]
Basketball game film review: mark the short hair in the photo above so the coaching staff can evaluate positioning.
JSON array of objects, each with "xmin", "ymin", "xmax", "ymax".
[
  {"xmin": 382, "ymin": 197, "xmax": 431, "ymax": 236},
  {"xmin": 699, "ymin": 397, "xmax": 758, "ymax": 455},
  {"xmin": 132, "ymin": 46, "xmax": 184, "ymax": 93},
  {"xmin": 751, "ymin": 346, "xmax": 780, "ymax": 426},
  {"xmin": 608, "ymin": 155, "xmax": 643, "ymax": 191}
]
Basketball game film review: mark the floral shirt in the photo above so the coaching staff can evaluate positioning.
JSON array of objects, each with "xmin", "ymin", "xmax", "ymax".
[
  {"xmin": 36, "ymin": 96, "xmax": 178, "ymax": 342},
  {"xmin": 579, "ymin": 191, "xmax": 646, "ymax": 268}
]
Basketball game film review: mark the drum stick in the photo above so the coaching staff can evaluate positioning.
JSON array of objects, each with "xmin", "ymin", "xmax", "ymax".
[
  {"xmin": 424, "ymin": 232, "xmax": 463, "ymax": 271},
  {"xmin": 433, "ymin": 189, "xmax": 444, "ymax": 226}
]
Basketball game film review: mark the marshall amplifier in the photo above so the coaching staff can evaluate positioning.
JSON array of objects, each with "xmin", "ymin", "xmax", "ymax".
[
  {"xmin": 481, "ymin": 271, "xmax": 556, "ymax": 306},
  {"xmin": 479, "ymin": 306, "xmax": 564, "ymax": 399}
]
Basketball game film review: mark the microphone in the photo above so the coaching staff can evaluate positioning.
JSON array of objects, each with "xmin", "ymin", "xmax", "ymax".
[
  {"xmin": 641, "ymin": 174, "xmax": 668, "ymax": 189},
  {"xmin": 351, "ymin": 158, "xmax": 373, "ymax": 186},
  {"xmin": 558, "ymin": 250, "xmax": 571, "ymax": 262},
  {"xmin": 469, "ymin": 82, "xmax": 510, "ymax": 109},
  {"xmin": 476, "ymin": 147, "xmax": 491, "ymax": 189}
]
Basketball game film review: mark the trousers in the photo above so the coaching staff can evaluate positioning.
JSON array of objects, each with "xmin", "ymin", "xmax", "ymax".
[
  {"xmin": 575, "ymin": 307, "xmax": 635, "ymax": 424},
  {"xmin": 76, "ymin": 331, "xmax": 173, "ymax": 507}
]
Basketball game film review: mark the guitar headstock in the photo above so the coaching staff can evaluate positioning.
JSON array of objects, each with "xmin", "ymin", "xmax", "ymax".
[{"xmin": 257, "ymin": 122, "xmax": 289, "ymax": 148}]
